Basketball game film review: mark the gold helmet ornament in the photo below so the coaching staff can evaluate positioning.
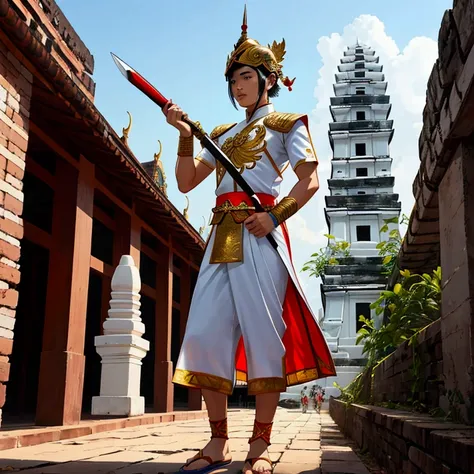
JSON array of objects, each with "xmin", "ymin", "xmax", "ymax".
[{"xmin": 225, "ymin": 6, "xmax": 295, "ymax": 91}]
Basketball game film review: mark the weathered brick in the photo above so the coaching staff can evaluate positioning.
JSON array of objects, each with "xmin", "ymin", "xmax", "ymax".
[
  {"xmin": 0, "ymin": 289, "xmax": 18, "ymax": 308},
  {"xmin": 7, "ymin": 140, "xmax": 24, "ymax": 158},
  {"xmin": 0, "ymin": 217, "xmax": 23, "ymax": 240},
  {"xmin": 0, "ymin": 382, "xmax": 6, "ymax": 407},
  {"xmin": 4, "ymin": 193, "xmax": 22, "ymax": 216},
  {"xmin": 0, "ymin": 143, "xmax": 24, "ymax": 169},
  {"xmin": 5, "ymin": 172, "xmax": 22, "ymax": 191},
  {"xmin": 0, "ymin": 239, "xmax": 20, "ymax": 261},
  {"xmin": 452, "ymin": 0, "xmax": 474, "ymax": 58},
  {"xmin": 8, "ymin": 128, "xmax": 27, "ymax": 153},
  {"xmin": 0, "ymin": 262, "xmax": 20, "ymax": 285},
  {"xmin": 0, "ymin": 307, "xmax": 15, "ymax": 318},
  {"xmin": 4, "ymin": 105, "xmax": 13, "ymax": 120},
  {"xmin": 12, "ymin": 110, "xmax": 27, "ymax": 130},
  {"xmin": 0, "ymin": 360, "xmax": 10, "ymax": 382},
  {"xmin": 0, "ymin": 177, "xmax": 23, "ymax": 202},
  {"xmin": 0, "ymin": 336, "xmax": 12, "ymax": 356},
  {"xmin": 5, "ymin": 160, "xmax": 25, "ymax": 180}
]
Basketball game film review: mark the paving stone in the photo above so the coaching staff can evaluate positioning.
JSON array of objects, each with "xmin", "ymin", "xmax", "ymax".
[
  {"xmin": 289, "ymin": 440, "xmax": 321, "ymax": 450},
  {"xmin": 280, "ymin": 449, "xmax": 322, "ymax": 463},
  {"xmin": 321, "ymin": 459, "xmax": 371, "ymax": 473},
  {"xmin": 0, "ymin": 409, "xmax": 378, "ymax": 473},
  {"xmin": 298, "ymin": 433, "xmax": 321, "ymax": 440},
  {"xmin": 274, "ymin": 463, "xmax": 321, "ymax": 474}
]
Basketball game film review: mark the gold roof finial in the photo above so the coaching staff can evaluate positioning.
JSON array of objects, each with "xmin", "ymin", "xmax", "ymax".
[
  {"xmin": 121, "ymin": 111, "xmax": 132, "ymax": 146},
  {"xmin": 199, "ymin": 216, "xmax": 206, "ymax": 235},
  {"xmin": 183, "ymin": 196, "xmax": 190, "ymax": 221},
  {"xmin": 153, "ymin": 140, "xmax": 167, "ymax": 196}
]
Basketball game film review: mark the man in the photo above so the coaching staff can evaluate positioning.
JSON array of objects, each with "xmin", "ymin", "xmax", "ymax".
[
  {"xmin": 163, "ymin": 8, "xmax": 336, "ymax": 474},
  {"xmin": 300, "ymin": 386, "xmax": 309, "ymax": 414}
]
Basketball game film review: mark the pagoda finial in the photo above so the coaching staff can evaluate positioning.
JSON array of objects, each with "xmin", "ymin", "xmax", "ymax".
[
  {"xmin": 121, "ymin": 111, "xmax": 132, "ymax": 146},
  {"xmin": 153, "ymin": 140, "xmax": 167, "ymax": 196},
  {"xmin": 198, "ymin": 216, "xmax": 206, "ymax": 235},
  {"xmin": 183, "ymin": 196, "xmax": 190, "ymax": 221}
]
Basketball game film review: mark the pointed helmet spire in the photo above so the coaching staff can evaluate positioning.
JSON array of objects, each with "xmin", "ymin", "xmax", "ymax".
[
  {"xmin": 224, "ymin": 4, "xmax": 295, "ymax": 91},
  {"xmin": 236, "ymin": 5, "xmax": 248, "ymax": 47}
]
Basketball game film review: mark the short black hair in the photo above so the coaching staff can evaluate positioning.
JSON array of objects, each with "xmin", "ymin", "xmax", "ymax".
[{"xmin": 226, "ymin": 62, "xmax": 280, "ymax": 111}]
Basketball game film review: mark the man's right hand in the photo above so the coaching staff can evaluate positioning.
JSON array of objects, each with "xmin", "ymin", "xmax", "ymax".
[{"xmin": 162, "ymin": 101, "xmax": 193, "ymax": 138}]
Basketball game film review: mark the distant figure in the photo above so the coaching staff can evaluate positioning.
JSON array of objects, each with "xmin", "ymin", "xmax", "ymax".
[
  {"xmin": 300, "ymin": 386, "xmax": 309, "ymax": 413},
  {"xmin": 316, "ymin": 390, "xmax": 324, "ymax": 414}
]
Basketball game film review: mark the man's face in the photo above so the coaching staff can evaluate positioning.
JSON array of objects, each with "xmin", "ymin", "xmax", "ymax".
[{"xmin": 230, "ymin": 66, "xmax": 260, "ymax": 107}]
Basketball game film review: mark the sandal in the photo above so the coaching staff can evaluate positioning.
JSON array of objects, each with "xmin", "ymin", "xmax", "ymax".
[
  {"xmin": 242, "ymin": 457, "xmax": 273, "ymax": 474},
  {"xmin": 179, "ymin": 449, "xmax": 232, "ymax": 474},
  {"xmin": 242, "ymin": 421, "xmax": 274, "ymax": 474},
  {"xmin": 179, "ymin": 418, "xmax": 232, "ymax": 474}
]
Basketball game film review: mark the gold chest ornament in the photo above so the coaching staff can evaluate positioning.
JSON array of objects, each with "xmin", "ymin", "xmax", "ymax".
[{"xmin": 208, "ymin": 112, "xmax": 309, "ymax": 264}]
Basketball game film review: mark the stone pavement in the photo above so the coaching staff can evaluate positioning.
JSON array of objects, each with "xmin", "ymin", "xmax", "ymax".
[{"xmin": 0, "ymin": 408, "xmax": 373, "ymax": 474}]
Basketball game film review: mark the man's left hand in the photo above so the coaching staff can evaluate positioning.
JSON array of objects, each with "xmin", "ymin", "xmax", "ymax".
[{"xmin": 244, "ymin": 212, "xmax": 275, "ymax": 238}]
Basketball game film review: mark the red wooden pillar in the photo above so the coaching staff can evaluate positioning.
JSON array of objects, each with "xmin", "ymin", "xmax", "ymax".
[
  {"xmin": 180, "ymin": 262, "xmax": 203, "ymax": 410},
  {"xmin": 36, "ymin": 156, "xmax": 94, "ymax": 425},
  {"xmin": 154, "ymin": 242, "xmax": 173, "ymax": 412},
  {"xmin": 113, "ymin": 209, "xmax": 141, "ymax": 270}
]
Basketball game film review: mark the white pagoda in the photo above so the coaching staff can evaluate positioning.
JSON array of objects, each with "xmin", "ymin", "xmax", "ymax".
[
  {"xmin": 317, "ymin": 42, "xmax": 401, "ymax": 395},
  {"xmin": 280, "ymin": 42, "xmax": 401, "ymax": 402}
]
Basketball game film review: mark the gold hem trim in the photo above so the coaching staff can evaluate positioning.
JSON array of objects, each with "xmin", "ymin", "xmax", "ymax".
[
  {"xmin": 293, "ymin": 158, "xmax": 317, "ymax": 171},
  {"xmin": 195, "ymin": 155, "xmax": 215, "ymax": 170},
  {"xmin": 173, "ymin": 369, "xmax": 233, "ymax": 395},
  {"xmin": 247, "ymin": 377, "xmax": 286, "ymax": 395},
  {"xmin": 286, "ymin": 368, "xmax": 320, "ymax": 386},
  {"xmin": 236, "ymin": 370, "xmax": 247, "ymax": 382}
]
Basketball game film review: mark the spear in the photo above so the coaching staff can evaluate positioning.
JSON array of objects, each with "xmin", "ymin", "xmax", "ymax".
[{"xmin": 111, "ymin": 53, "xmax": 278, "ymax": 250}]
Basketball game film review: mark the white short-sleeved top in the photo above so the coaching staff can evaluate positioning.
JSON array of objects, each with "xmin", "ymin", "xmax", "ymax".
[{"xmin": 195, "ymin": 103, "xmax": 318, "ymax": 197}]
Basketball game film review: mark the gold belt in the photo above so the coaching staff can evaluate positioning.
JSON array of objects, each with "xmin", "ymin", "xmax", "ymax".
[{"xmin": 209, "ymin": 200, "xmax": 273, "ymax": 264}]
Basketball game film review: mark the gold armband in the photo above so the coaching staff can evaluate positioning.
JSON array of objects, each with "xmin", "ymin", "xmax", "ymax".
[
  {"xmin": 270, "ymin": 197, "xmax": 298, "ymax": 226},
  {"xmin": 177, "ymin": 135, "xmax": 194, "ymax": 157}
]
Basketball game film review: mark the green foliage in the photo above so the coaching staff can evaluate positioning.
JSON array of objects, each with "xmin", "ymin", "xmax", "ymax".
[
  {"xmin": 377, "ymin": 214, "xmax": 409, "ymax": 275},
  {"xmin": 356, "ymin": 266, "xmax": 442, "ymax": 365},
  {"xmin": 301, "ymin": 234, "xmax": 351, "ymax": 278}
]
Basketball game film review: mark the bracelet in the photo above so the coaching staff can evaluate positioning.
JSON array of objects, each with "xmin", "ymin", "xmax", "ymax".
[
  {"xmin": 177, "ymin": 135, "xmax": 193, "ymax": 157},
  {"xmin": 269, "ymin": 212, "xmax": 279, "ymax": 228},
  {"xmin": 271, "ymin": 197, "xmax": 298, "ymax": 226}
]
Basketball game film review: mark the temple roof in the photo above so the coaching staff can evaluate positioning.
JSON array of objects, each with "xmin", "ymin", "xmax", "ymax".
[{"xmin": 0, "ymin": 1, "xmax": 205, "ymax": 257}]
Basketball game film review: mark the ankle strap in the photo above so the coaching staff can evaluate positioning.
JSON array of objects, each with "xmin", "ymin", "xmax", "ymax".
[
  {"xmin": 210, "ymin": 418, "xmax": 229, "ymax": 440},
  {"xmin": 249, "ymin": 420, "xmax": 273, "ymax": 446}
]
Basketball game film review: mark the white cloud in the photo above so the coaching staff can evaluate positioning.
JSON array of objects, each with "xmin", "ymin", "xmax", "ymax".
[{"xmin": 289, "ymin": 14, "xmax": 438, "ymax": 313}]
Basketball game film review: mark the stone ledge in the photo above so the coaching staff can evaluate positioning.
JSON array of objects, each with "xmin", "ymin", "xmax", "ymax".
[
  {"xmin": 329, "ymin": 398, "xmax": 474, "ymax": 474},
  {"xmin": 0, "ymin": 409, "xmax": 207, "ymax": 451}
]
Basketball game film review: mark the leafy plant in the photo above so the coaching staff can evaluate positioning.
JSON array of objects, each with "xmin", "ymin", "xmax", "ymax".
[
  {"xmin": 377, "ymin": 214, "xmax": 409, "ymax": 275},
  {"xmin": 356, "ymin": 267, "xmax": 442, "ymax": 367},
  {"xmin": 302, "ymin": 234, "xmax": 350, "ymax": 278}
]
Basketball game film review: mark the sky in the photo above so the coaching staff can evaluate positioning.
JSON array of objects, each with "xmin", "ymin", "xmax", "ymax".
[{"xmin": 57, "ymin": 0, "xmax": 450, "ymax": 314}]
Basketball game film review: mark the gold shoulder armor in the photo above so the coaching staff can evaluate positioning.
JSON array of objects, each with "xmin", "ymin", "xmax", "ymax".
[
  {"xmin": 263, "ymin": 112, "xmax": 306, "ymax": 133},
  {"xmin": 210, "ymin": 123, "xmax": 237, "ymax": 140}
]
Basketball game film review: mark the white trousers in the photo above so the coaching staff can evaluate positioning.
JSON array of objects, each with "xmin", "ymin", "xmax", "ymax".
[{"xmin": 173, "ymin": 225, "xmax": 289, "ymax": 394}]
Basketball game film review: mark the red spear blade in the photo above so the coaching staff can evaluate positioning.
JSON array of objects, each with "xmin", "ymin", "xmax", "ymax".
[{"xmin": 111, "ymin": 53, "xmax": 169, "ymax": 108}]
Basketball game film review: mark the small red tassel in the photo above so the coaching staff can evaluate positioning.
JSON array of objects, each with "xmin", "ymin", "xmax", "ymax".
[{"xmin": 283, "ymin": 77, "xmax": 296, "ymax": 91}]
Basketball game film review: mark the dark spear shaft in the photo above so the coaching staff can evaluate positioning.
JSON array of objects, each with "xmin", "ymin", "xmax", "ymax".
[{"xmin": 111, "ymin": 53, "xmax": 278, "ymax": 250}]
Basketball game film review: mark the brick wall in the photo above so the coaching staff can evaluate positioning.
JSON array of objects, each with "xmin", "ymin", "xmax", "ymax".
[
  {"xmin": 0, "ymin": 37, "xmax": 31, "ymax": 423},
  {"xmin": 330, "ymin": 399, "xmax": 474, "ymax": 474},
  {"xmin": 373, "ymin": 320, "xmax": 444, "ymax": 410}
]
